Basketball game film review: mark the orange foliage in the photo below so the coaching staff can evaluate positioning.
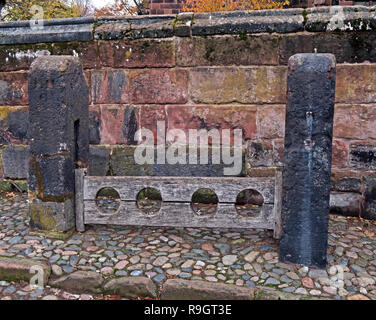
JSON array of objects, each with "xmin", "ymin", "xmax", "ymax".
[{"xmin": 182, "ymin": 0, "xmax": 290, "ymax": 12}]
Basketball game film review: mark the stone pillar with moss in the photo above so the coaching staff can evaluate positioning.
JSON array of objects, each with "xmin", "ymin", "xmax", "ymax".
[{"xmin": 28, "ymin": 56, "xmax": 89, "ymax": 238}]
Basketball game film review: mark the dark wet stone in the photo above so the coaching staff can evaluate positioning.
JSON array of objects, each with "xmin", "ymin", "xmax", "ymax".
[{"xmin": 280, "ymin": 53, "xmax": 336, "ymax": 268}]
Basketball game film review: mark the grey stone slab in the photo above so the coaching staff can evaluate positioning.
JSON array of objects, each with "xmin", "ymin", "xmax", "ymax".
[
  {"xmin": 49, "ymin": 270, "xmax": 103, "ymax": 294},
  {"xmin": 103, "ymin": 276, "xmax": 157, "ymax": 299},
  {"xmin": 28, "ymin": 56, "xmax": 89, "ymax": 233},
  {"xmin": 330, "ymin": 192, "xmax": 362, "ymax": 217},
  {"xmin": 350, "ymin": 145, "xmax": 376, "ymax": 170},
  {"xmin": 88, "ymin": 146, "xmax": 110, "ymax": 177},
  {"xmin": 363, "ymin": 176, "xmax": 376, "ymax": 220},
  {"xmin": 2, "ymin": 145, "xmax": 29, "ymax": 179},
  {"xmin": 280, "ymin": 53, "xmax": 336, "ymax": 268},
  {"xmin": 160, "ymin": 279, "xmax": 256, "ymax": 300}
]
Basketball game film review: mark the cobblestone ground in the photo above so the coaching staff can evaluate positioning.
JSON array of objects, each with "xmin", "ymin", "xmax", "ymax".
[{"xmin": 1, "ymin": 194, "xmax": 376, "ymax": 300}]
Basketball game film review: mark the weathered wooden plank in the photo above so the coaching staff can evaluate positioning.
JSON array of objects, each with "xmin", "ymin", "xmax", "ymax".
[
  {"xmin": 75, "ymin": 169, "xmax": 86, "ymax": 232},
  {"xmin": 83, "ymin": 176, "xmax": 275, "ymax": 204},
  {"xmin": 273, "ymin": 169, "xmax": 283, "ymax": 239},
  {"xmin": 83, "ymin": 201, "xmax": 275, "ymax": 230}
]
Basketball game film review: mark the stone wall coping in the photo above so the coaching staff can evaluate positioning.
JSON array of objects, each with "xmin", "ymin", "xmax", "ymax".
[
  {"xmin": 0, "ymin": 6, "xmax": 375, "ymax": 44},
  {"xmin": 0, "ymin": 16, "xmax": 95, "ymax": 28}
]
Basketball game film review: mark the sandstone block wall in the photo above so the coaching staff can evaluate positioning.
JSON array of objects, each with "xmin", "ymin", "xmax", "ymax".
[{"xmin": 0, "ymin": 6, "xmax": 375, "ymax": 218}]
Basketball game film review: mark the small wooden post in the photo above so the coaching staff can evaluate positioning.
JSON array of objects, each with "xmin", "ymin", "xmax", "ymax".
[
  {"xmin": 75, "ymin": 168, "xmax": 85, "ymax": 232},
  {"xmin": 273, "ymin": 168, "xmax": 283, "ymax": 239}
]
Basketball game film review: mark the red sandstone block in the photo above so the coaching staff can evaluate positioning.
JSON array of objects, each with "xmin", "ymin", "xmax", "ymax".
[
  {"xmin": 278, "ymin": 34, "xmax": 315, "ymax": 66},
  {"xmin": 248, "ymin": 138, "xmax": 284, "ymax": 167},
  {"xmin": 139, "ymin": 104, "xmax": 167, "ymax": 145},
  {"xmin": 247, "ymin": 140, "xmax": 274, "ymax": 167},
  {"xmin": 332, "ymin": 138, "xmax": 349, "ymax": 169},
  {"xmin": 0, "ymin": 42, "xmax": 99, "ymax": 72},
  {"xmin": 176, "ymin": 35, "xmax": 279, "ymax": 67},
  {"xmin": 99, "ymin": 105, "xmax": 125, "ymax": 145},
  {"xmin": 349, "ymin": 141, "xmax": 376, "ymax": 170},
  {"xmin": 247, "ymin": 167, "xmax": 277, "ymax": 177},
  {"xmin": 89, "ymin": 104, "xmax": 101, "ymax": 144},
  {"xmin": 165, "ymin": 105, "xmax": 257, "ymax": 144},
  {"xmin": 0, "ymin": 106, "xmax": 29, "ymax": 145},
  {"xmin": 0, "ymin": 45, "xmax": 51, "ymax": 72},
  {"xmin": 91, "ymin": 70, "xmax": 129, "ymax": 104},
  {"xmin": 336, "ymin": 64, "xmax": 376, "ymax": 104},
  {"xmin": 129, "ymin": 69, "xmax": 188, "ymax": 104},
  {"xmin": 333, "ymin": 104, "xmax": 376, "ymax": 140},
  {"xmin": 84, "ymin": 70, "xmax": 92, "ymax": 103},
  {"xmin": 98, "ymin": 105, "xmax": 140, "ymax": 145},
  {"xmin": 161, "ymin": 3, "xmax": 181, "ymax": 9},
  {"xmin": 331, "ymin": 170, "xmax": 362, "ymax": 193},
  {"xmin": 189, "ymin": 67, "xmax": 287, "ymax": 104},
  {"xmin": 273, "ymin": 138, "xmax": 284, "ymax": 166},
  {"xmin": 256, "ymin": 105, "xmax": 285, "ymax": 139},
  {"xmin": 0, "ymin": 72, "xmax": 28, "ymax": 106},
  {"xmin": 338, "ymin": 0, "xmax": 354, "ymax": 5},
  {"xmin": 53, "ymin": 41, "xmax": 101, "ymax": 69},
  {"xmin": 98, "ymin": 39, "xmax": 175, "ymax": 69}
]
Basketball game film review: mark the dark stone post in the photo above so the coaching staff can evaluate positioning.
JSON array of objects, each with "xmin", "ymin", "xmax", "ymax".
[
  {"xmin": 28, "ymin": 56, "xmax": 89, "ymax": 237},
  {"xmin": 279, "ymin": 54, "xmax": 336, "ymax": 268}
]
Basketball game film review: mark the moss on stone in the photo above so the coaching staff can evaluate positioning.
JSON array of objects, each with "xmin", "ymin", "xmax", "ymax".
[
  {"xmin": 302, "ymin": 9, "xmax": 308, "ymax": 25},
  {"xmin": 0, "ymin": 180, "xmax": 28, "ymax": 193},
  {"xmin": 30, "ymin": 228, "xmax": 75, "ymax": 240},
  {"xmin": 0, "ymin": 180, "xmax": 13, "ymax": 192},
  {"xmin": 13, "ymin": 180, "xmax": 28, "ymax": 192},
  {"xmin": 0, "ymin": 257, "xmax": 51, "ymax": 283},
  {"xmin": 0, "ymin": 106, "xmax": 25, "ymax": 121},
  {"xmin": 41, "ymin": 193, "xmax": 74, "ymax": 203},
  {"xmin": 30, "ymin": 203, "xmax": 57, "ymax": 231},
  {"xmin": 239, "ymin": 33, "xmax": 248, "ymax": 41},
  {"xmin": 30, "ymin": 158, "xmax": 44, "ymax": 199}
]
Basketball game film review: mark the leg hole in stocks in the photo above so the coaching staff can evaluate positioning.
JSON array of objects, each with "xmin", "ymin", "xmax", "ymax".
[
  {"xmin": 235, "ymin": 189, "xmax": 264, "ymax": 217},
  {"xmin": 95, "ymin": 187, "xmax": 121, "ymax": 214},
  {"xmin": 136, "ymin": 187, "xmax": 162, "ymax": 216},
  {"xmin": 191, "ymin": 188, "xmax": 218, "ymax": 217}
]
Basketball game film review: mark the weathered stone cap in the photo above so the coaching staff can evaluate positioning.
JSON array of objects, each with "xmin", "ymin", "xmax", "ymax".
[
  {"xmin": 288, "ymin": 53, "xmax": 336, "ymax": 73},
  {"xmin": 0, "ymin": 17, "xmax": 94, "ymax": 45},
  {"xmin": 1, "ymin": 6, "xmax": 376, "ymax": 44},
  {"xmin": 191, "ymin": 8, "xmax": 305, "ymax": 35},
  {"xmin": 94, "ymin": 5, "xmax": 376, "ymax": 39},
  {"xmin": 94, "ymin": 19, "xmax": 175, "ymax": 40},
  {"xmin": 306, "ymin": 5, "xmax": 376, "ymax": 32},
  {"xmin": 0, "ymin": 16, "xmax": 94, "ymax": 28},
  {"xmin": 30, "ymin": 55, "xmax": 82, "ymax": 73},
  {"xmin": 96, "ymin": 14, "xmax": 175, "ymax": 25}
]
